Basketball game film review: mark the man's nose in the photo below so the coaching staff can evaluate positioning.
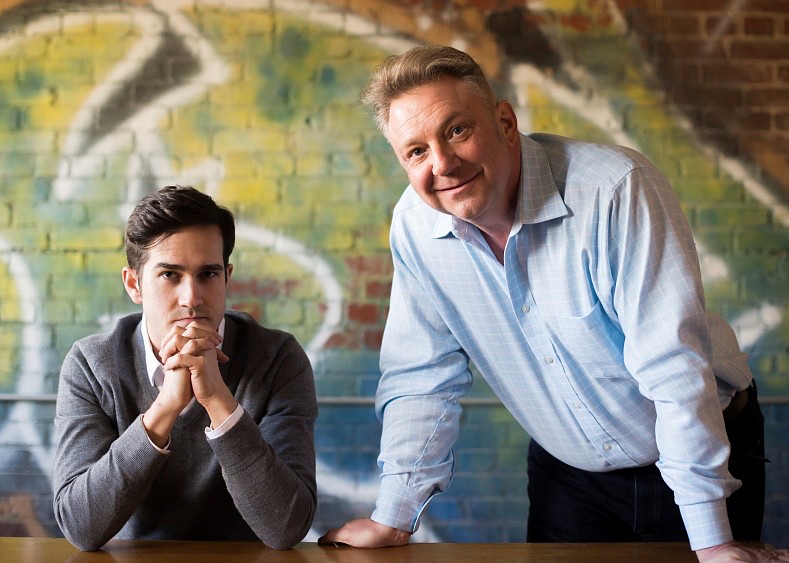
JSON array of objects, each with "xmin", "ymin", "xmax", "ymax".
[
  {"xmin": 431, "ymin": 144, "xmax": 460, "ymax": 176},
  {"xmin": 178, "ymin": 278, "xmax": 202, "ymax": 307}
]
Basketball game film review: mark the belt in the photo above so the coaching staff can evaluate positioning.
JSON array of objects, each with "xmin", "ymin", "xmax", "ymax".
[{"xmin": 722, "ymin": 387, "xmax": 749, "ymax": 422}]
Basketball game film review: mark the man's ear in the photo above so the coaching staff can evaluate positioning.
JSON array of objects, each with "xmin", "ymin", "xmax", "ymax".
[
  {"xmin": 122, "ymin": 267, "xmax": 143, "ymax": 305},
  {"xmin": 496, "ymin": 100, "xmax": 519, "ymax": 146}
]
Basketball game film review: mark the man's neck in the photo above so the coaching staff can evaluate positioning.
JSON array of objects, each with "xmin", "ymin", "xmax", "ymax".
[{"xmin": 480, "ymin": 228, "xmax": 509, "ymax": 264}]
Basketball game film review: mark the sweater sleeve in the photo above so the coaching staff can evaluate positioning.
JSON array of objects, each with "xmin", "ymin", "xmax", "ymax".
[
  {"xmin": 207, "ymin": 334, "xmax": 317, "ymax": 549},
  {"xmin": 53, "ymin": 343, "xmax": 168, "ymax": 551}
]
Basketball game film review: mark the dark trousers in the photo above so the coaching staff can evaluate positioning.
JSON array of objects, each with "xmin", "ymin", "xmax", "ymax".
[{"xmin": 526, "ymin": 384, "xmax": 766, "ymax": 543}]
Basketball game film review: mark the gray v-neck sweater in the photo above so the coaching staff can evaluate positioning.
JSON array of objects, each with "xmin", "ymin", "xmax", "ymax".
[{"xmin": 53, "ymin": 311, "xmax": 317, "ymax": 551}]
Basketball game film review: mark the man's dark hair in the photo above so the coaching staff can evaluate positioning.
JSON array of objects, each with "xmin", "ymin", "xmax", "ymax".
[{"xmin": 125, "ymin": 185, "xmax": 235, "ymax": 272}]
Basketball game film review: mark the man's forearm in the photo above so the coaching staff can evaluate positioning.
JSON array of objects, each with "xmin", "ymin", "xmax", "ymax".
[
  {"xmin": 53, "ymin": 417, "xmax": 167, "ymax": 551},
  {"xmin": 209, "ymin": 413, "xmax": 316, "ymax": 549},
  {"xmin": 142, "ymin": 401, "xmax": 181, "ymax": 448}
]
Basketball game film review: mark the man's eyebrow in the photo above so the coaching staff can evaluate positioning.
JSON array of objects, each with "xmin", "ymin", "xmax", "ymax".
[
  {"xmin": 200, "ymin": 264, "xmax": 226, "ymax": 272},
  {"xmin": 153, "ymin": 262, "xmax": 185, "ymax": 271},
  {"xmin": 399, "ymin": 111, "xmax": 465, "ymax": 149},
  {"xmin": 152, "ymin": 262, "xmax": 225, "ymax": 272}
]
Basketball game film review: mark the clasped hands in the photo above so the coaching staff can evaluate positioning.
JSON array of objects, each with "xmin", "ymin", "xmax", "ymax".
[
  {"xmin": 158, "ymin": 321, "xmax": 230, "ymax": 410},
  {"xmin": 143, "ymin": 321, "xmax": 236, "ymax": 447}
]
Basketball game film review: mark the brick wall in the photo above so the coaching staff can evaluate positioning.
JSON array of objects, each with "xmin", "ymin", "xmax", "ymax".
[
  {"xmin": 621, "ymin": 0, "xmax": 789, "ymax": 198},
  {"xmin": 0, "ymin": 0, "xmax": 786, "ymax": 548}
]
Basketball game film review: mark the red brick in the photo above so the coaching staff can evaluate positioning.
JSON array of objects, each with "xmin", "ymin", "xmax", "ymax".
[
  {"xmin": 364, "ymin": 329, "xmax": 384, "ymax": 350},
  {"xmin": 743, "ymin": 16, "xmax": 775, "ymax": 36},
  {"xmin": 324, "ymin": 332, "xmax": 348, "ymax": 349},
  {"xmin": 594, "ymin": 12, "xmax": 615, "ymax": 28},
  {"xmin": 560, "ymin": 13, "xmax": 594, "ymax": 33},
  {"xmin": 745, "ymin": 0, "xmax": 789, "ymax": 10},
  {"xmin": 702, "ymin": 109, "xmax": 734, "ymax": 130},
  {"xmin": 701, "ymin": 62, "xmax": 773, "ymax": 84},
  {"xmin": 228, "ymin": 278, "xmax": 281, "ymax": 298},
  {"xmin": 348, "ymin": 303, "xmax": 379, "ymax": 324},
  {"xmin": 366, "ymin": 280, "xmax": 392, "ymax": 299},
  {"xmin": 658, "ymin": 61, "xmax": 700, "ymax": 90},
  {"xmin": 652, "ymin": 38, "xmax": 673, "ymax": 61},
  {"xmin": 324, "ymin": 328, "xmax": 369, "ymax": 350},
  {"xmin": 345, "ymin": 255, "xmax": 393, "ymax": 276},
  {"xmin": 625, "ymin": 8, "xmax": 652, "ymax": 35},
  {"xmin": 665, "ymin": 15, "xmax": 701, "ymax": 35},
  {"xmin": 614, "ymin": 0, "xmax": 650, "ymax": 10},
  {"xmin": 736, "ymin": 112, "xmax": 773, "ymax": 131},
  {"xmin": 705, "ymin": 16, "xmax": 737, "ymax": 35},
  {"xmin": 745, "ymin": 88, "xmax": 789, "ymax": 106},
  {"xmin": 741, "ymin": 132, "xmax": 789, "ymax": 153},
  {"xmin": 667, "ymin": 38, "xmax": 726, "ymax": 57},
  {"xmin": 663, "ymin": 0, "xmax": 722, "ymax": 11},
  {"xmin": 699, "ymin": 132, "xmax": 741, "ymax": 154},
  {"xmin": 668, "ymin": 61, "xmax": 700, "ymax": 84},
  {"xmin": 730, "ymin": 39, "xmax": 789, "ymax": 59},
  {"xmin": 671, "ymin": 87, "xmax": 742, "ymax": 107}
]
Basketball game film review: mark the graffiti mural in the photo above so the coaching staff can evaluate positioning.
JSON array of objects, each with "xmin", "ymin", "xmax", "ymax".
[{"xmin": 0, "ymin": 0, "xmax": 786, "ymax": 545}]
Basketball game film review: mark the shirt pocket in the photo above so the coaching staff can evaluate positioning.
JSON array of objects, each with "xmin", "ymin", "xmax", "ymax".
[{"xmin": 549, "ymin": 300, "xmax": 627, "ymax": 378}]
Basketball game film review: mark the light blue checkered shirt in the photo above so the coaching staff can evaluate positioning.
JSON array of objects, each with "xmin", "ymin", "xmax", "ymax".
[{"xmin": 371, "ymin": 133, "xmax": 752, "ymax": 550}]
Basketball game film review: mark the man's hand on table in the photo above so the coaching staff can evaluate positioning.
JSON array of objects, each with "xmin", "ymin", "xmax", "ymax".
[
  {"xmin": 318, "ymin": 518, "xmax": 411, "ymax": 548},
  {"xmin": 696, "ymin": 542, "xmax": 789, "ymax": 562}
]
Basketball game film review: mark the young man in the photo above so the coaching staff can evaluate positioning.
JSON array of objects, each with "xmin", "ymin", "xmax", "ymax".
[
  {"xmin": 320, "ymin": 46, "xmax": 787, "ymax": 561},
  {"xmin": 54, "ymin": 185, "xmax": 317, "ymax": 551}
]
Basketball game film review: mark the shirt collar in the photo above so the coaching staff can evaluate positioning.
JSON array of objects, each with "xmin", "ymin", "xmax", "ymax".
[
  {"xmin": 141, "ymin": 313, "xmax": 226, "ymax": 388},
  {"xmin": 431, "ymin": 133, "xmax": 569, "ymax": 239}
]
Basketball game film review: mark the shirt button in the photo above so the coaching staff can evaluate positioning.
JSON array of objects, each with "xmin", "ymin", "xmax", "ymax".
[
  {"xmin": 544, "ymin": 356, "xmax": 554, "ymax": 364},
  {"xmin": 521, "ymin": 304, "xmax": 530, "ymax": 313},
  {"xmin": 573, "ymin": 402, "xmax": 582, "ymax": 409},
  {"xmin": 603, "ymin": 443, "xmax": 612, "ymax": 451}
]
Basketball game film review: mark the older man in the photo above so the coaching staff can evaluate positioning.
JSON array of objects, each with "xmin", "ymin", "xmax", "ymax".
[{"xmin": 320, "ymin": 46, "xmax": 786, "ymax": 562}]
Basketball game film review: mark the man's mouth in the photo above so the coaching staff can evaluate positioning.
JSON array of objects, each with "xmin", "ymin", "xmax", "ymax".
[
  {"xmin": 436, "ymin": 172, "xmax": 480, "ymax": 192},
  {"xmin": 173, "ymin": 316, "xmax": 206, "ymax": 326}
]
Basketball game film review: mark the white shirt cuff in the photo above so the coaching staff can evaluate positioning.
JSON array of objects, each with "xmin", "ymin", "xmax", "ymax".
[
  {"xmin": 205, "ymin": 402, "xmax": 244, "ymax": 440},
  {"xmin": 680, "ymin": 498, "xmax": 733, "ymax": 550},
  {"xmin": 372, "ymin": 476, "xmax": 437, "ymax": 533},
  {"xmin": 140, "ymin": 414, "xmax": 171, "ymax": 455}
]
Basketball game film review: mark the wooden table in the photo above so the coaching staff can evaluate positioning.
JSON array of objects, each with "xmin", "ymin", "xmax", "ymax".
[{"xmin": 0, "ymin": 536, "xmax": 700, "ymax": 562}]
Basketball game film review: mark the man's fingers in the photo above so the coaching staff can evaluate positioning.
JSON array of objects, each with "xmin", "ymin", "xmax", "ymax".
[
  {"xmin": 317, "ymin": 529, "xmax": 338, "ymax": 545},
  {"xmin": 216, "ymin": 348, "xmax": 230, "ymax": 363},
  {"xmin": 159, "ymin": 323, "xmax": 225, "ymax": 364},
  {"xmin": 162, "ymin": 337, "xmax": 224, "ymax": 363},
  {"xmin": 318, "ymin": 519, "xmax": 411, "ymax": 548},
  {"xmin": 181, "ymin": 323, "xmax": 223, "ymax": 344},
  {"xmin": 163, "ymin": 352, "xmax": 203, "ymax": 373},
  {"xmin": 318, "ymin": 526, "xmax": 349, "ymax": 545}
]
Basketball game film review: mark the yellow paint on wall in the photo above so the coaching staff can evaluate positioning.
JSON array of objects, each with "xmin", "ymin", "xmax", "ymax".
[
  {"xmin": 212, "ymin": 129, "xmax": 289, "ymax": 155},
  {"xmin": 541, "ymin": 0, "xmax": 580, "ymax": 14},
  {"xmin": 221, "ymin": 178, "xmax": 278, "ymax": 204},
  {"xmin": 0, "ymin": 261, "xmax": 19, "ymax": 386}
]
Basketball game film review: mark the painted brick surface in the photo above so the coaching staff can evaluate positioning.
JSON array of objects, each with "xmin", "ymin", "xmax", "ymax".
[{"xmin": 0, "ymin": 0, "xmax": 786, "ymax": 548}]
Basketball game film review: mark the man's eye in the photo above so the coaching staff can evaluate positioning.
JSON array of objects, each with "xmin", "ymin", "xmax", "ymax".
[
  {"xmin": 160, "ymin": 271, "xmax": 178, "ymax": 280},
  {"xmin": 409, "ymin": 148, "xmax": 424, "ymax": 158},
  {"xmin": 451, "ymin": 125, "xmax": 465, "ymax": 136}
]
